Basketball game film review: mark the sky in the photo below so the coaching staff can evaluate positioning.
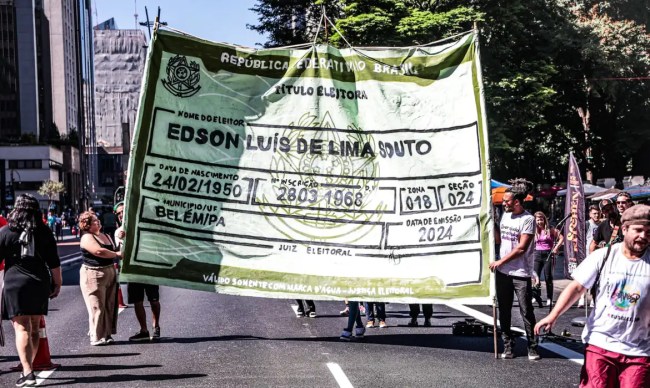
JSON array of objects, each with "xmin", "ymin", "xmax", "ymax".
[{"xmin": 94, "ymin": 0, "xmax": 266, "ymax": 47}]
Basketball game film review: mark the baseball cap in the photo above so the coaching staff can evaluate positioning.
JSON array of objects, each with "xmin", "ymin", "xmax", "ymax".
[
  {"xmin": 113, "ymin": 201, "xmax": 124, "ymax": 212},
  {"xmin": 621, "ymin": 205, "xmax": 650, "ymax": 227},
  {"xmin": 599, "ymin": 198, "xmax": 614, "ymax": 211}
]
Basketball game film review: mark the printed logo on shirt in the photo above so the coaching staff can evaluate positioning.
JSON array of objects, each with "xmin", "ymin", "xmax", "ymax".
[{"xmin": 610, "ymin": 280, "xmax": 641, "ymax": 312}]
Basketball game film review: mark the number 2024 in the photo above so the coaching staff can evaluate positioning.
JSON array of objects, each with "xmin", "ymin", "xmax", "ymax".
[{"xmin": 419, "ymin": 225, "xmax": 452, "ymax": 242}]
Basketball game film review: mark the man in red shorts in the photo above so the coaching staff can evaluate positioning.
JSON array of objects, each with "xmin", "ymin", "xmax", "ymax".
[{"xmin": 535, "ymin": 205, "xmax": 650, "ymax": 387}]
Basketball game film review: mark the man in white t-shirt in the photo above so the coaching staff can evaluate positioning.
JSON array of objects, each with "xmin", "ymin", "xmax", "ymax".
[
  {"xmin": 489, "ymin": 189, "xmax": 538, "ymax": 360},
  {"xmin": 536, "ymin": 205, "xmax": 650, "ymax": 387}
]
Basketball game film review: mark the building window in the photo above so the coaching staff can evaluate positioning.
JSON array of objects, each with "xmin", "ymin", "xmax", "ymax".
[{"xmin": 8, "ymin": 160, "xmax": 43, "ymax": 169}]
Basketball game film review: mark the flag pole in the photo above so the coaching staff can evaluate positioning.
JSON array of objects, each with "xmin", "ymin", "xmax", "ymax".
[{"xmin": 492, "ymin": 296, "xmax": 498, "ymax": 358}]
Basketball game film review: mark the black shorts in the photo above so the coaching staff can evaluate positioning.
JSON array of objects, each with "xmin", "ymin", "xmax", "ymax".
[{"xmin": 127, "ymin": 282, "xmax": 160, "ymax": 304}]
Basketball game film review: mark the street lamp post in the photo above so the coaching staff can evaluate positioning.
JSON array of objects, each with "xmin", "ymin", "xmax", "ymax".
[{"xmin": 10, "ymin": 169, "xmax": 21, "ymax": 205}]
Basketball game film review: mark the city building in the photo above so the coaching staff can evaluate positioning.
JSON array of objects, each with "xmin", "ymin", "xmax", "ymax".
[
  {"xmin": 93, "ymin": 22, "xmax": 147, "ymax": 203},
  {"xmin": 0, "ymin": 0, "xmax": 94, "ymax": 214}
]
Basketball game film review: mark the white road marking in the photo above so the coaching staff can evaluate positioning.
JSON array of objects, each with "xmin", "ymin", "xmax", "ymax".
[
  {"xmin": 443, "ymin": 302, "xmax": 584, "ymax": 365},
  {"xmin": 327, "ymin": 362, "xmax": 354, "ymax": 388},
  {"xmin": 35, "ymin": 369, "xmax": 56, "ymax": 386},
  {"xmin": 60, "ymin": 255, "xmax": 82, "ymax": 266},
  {"xmin": 58, "ymin": 252, "xmax": 79, "ymax": 259}
]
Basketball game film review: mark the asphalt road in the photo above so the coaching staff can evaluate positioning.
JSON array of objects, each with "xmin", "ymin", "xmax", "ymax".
[{"xmin": 0, "ymin": 236, "xmax": 585, "ymax": 387}]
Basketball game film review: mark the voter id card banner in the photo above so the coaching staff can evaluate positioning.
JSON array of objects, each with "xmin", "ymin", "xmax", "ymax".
[{"xmin": 121, "ymin": 29, "xmax": 494, "ymax": 304}]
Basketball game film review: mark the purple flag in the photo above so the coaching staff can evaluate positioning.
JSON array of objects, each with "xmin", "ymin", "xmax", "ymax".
[{"xmin": 563, "ymin": 152, "xmax": 585, "ymax": 278}]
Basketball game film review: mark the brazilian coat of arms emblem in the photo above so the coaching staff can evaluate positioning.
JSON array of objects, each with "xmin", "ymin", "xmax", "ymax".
[{"xmin": 161, "ymin": 55, "xmax": 201, "ymax": 97}]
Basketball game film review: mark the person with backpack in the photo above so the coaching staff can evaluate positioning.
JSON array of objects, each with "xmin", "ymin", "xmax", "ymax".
[{"xmin": 535, "ymin": 205, "xmax": 650, "ymax": 387}]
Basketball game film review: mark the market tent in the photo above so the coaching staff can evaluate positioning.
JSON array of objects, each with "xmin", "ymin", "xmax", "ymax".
[
  {"xmin": 557, "ymin": 183, "xmax": 607, "ymax": 197},
  {"xmin": 627, "ymin": 186, "xmax": 650, "ymax": 200},
  {"xmin": 492, "ymin": 186, "xmax": 534, "ymax": 205},
  {"xmin": 588, "ymin": 188, "xmax": 621, "ymax": 201},
  {"xmin": 491, "ymin": 179, "xmax": 510, "ymax": 189}
]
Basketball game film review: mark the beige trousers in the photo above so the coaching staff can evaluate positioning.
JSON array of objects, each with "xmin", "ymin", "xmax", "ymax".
[{"xmin": 80, "ymin": 265, "xmax": 117, "ymax": 342}]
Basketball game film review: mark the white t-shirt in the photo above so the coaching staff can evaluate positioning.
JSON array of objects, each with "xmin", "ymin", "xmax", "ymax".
[
  {"xmin": 572, "ymin": 244, "xmax": 650, "ymax": 356},
  {"xmin": 114, "ymin": 225, "xmax": 124, "ymax": 251},
  {"xmin": 586, "ymin": 219, "xmax": 599, "ymax": 251},
  {"xmin": 498, "ymin": 211, "xmax": 535, "ymax": 277}
]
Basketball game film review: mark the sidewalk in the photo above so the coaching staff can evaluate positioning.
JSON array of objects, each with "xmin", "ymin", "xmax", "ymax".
[{"xmin": 54, "ymin": 227, "xmax": 81, "ymax": 246}]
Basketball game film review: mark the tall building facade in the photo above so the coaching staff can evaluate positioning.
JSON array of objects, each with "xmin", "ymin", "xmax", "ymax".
[
  {"xmin": 0, "ymin": 0, "xmax": 94, "ymax": 214},
  {"xmin": 93, "ymin": 24, "xmax": 146, "ymax": 202}
]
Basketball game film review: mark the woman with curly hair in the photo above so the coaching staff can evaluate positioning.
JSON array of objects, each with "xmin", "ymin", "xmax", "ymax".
[
  {"xmin": 0, "ymin": 194, "xmax": 61, "ymax": 387},
  {"xmin": 78, "ymin": 211, "xmax": 121, "ymax": 346}
]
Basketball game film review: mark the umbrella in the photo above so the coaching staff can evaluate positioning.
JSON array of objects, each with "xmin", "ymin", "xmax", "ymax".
[{"xmin": 492, "ymin": 186, "xmax": 533, "ymax": 205}]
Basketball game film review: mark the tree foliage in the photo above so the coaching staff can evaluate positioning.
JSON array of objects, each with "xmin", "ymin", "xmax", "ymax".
[
  {"xmin": 38, "ymin": 180, "xmax": 66, "ymax": 210},
  {"xmin": 249, "ymin": 0, "xmax": 650, "ymax": 184}
]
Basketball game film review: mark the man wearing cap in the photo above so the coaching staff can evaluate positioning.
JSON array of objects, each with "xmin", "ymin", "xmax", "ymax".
[
  {"xmin": 589, "ymin": 192, "xmax": 633, "ymax": 253},
  {"xmin": 535, "ymin": 205, "xmax": 650, "ymax": 387}
]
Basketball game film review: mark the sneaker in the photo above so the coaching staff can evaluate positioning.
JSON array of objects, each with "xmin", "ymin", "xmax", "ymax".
[
  {"xmin": 16, "ymin": 372, "xmax": 36, "ymax": 387},
  {"xmin": 423, "ymin": 319, "xmax": 432, "ymax": 327},
  {"xmin": 501, "ymin": 345, "xmax": 514, "ymax": 359},
  {"xmin": 379, "ymin": 320, "xmax": 387, "ymax": 328},
  {"xmin": 90, "ymin": 338, "xmax": 107, "ymax": 346},
  {"xmin": 339, "ymin": 307, "xmax": 349, "ymax": 316},
  {"xmin": 129, "ymin": 330, "xmax": 151, "ymax": 342},
  {"xmin": 366, "ymin": 320, "xmax": 375, "ymax": 328},
  {"xmin": 407, "ymin": 318, "xmax": 418, "ymax": 327},
  {"xmin": 151, "ymin": 326, "xmax": 161, "ymax": 340},
  {"xmin": 296, "ymin": 310, "xmax": 305, "ymax": 318},
  {"xmin": 307, "ymin": 311, "xmax": 317, "ymax": 318},
  {"xmin": 546, "ymin": 300, "xmax": 552, "ymax": 307},
  {"xmin": 105, "ymin": 336, "xmax": 114, "ymax": 344},
  {"xmin": 340, "ymin": 329, "xmax": 352, "ymax": 341},
  {"xmin": 528, "ymin": 348, "xmax": 541, "ymax": 361},
  {"xmin": 354, "ymin": 327, "xmax": 366, "ymax": 338}
]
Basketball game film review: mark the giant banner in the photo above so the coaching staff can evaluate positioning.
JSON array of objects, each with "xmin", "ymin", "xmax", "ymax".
[{"xmin": 120, "ymin": 29, "xmax": 493, "ymax": 303}]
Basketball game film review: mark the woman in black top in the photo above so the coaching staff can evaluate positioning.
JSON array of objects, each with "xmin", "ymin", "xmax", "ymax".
[
  {"xmin": 0, "ymin": 194, "xmax": 62, "ymax": 387},
  {"xmin": 78, "ymin": 211, "xmax": 121, "ymax": 346}
]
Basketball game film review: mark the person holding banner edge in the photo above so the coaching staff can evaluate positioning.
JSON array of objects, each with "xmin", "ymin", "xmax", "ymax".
[
  {"xmin": 114, "ymin": 202, "xmax": 162, "ymax": 341},
  {"xmin": 535, "ymin": 204, "xmax": 650, "ymax": 387},
  {"xmin": 489, "ymin": 181, "xmax": 539, "ymax": 360}
]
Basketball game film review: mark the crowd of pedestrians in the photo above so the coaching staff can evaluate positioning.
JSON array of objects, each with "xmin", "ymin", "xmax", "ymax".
[{"xmin": 0, "ymin": 185, "xmax": 648, "ymax": 387}]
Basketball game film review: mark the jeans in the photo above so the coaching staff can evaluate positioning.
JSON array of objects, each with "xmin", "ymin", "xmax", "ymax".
[
  {"xmin": 533, "ymin": 250, "xmax": 554, "ymax": 301},
  {"xmin": 495, "ymin": 270, "xmax": 537, "ymax": 349},
  {"xmin": 365, "ymin": 302, "xmax": 386, "ymax": 321},
  {"xmin": 345, "ymin": 301, "xmax": 364, "ymax": 331},
  {"xmin": 409, "ymin": 304, "xmax": 433, "ymax": 320},
  {"xmin": 295, "ymin": 300, "xmax": 315, "ymax": 314}
]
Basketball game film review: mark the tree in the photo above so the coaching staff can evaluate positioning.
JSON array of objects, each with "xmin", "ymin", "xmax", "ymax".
[
  {"xmin": 249, "ymin": 0, "xmax": 650, "ymax": 183},
  {"xmin": 38, "ymin": 180, "xmax": 66, "ymax": 212}
]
